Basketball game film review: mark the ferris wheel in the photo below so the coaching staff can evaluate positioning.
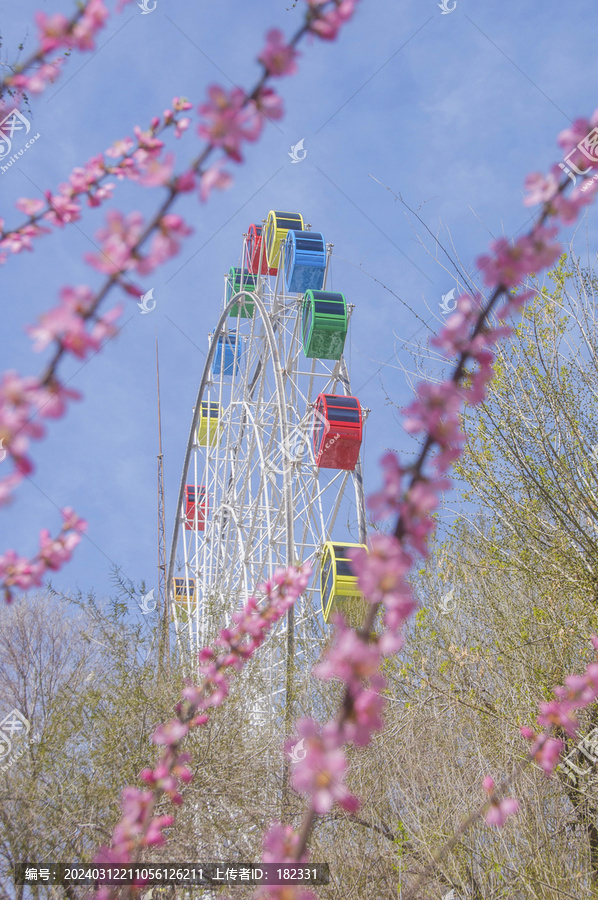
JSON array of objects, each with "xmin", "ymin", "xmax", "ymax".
[{"xmin": 166, "ymin": 211, "xmax": 368, "ymax": 714}]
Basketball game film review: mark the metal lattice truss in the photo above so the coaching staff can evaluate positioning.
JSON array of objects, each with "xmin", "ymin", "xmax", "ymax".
[{"xmin": 167, "ymin": 235, "xmax": 367, "ymax": 704}]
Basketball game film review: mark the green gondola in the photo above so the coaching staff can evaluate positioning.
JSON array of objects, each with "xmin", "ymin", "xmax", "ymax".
[
  {"xmin": 227, "ymin": 267, "xmax": 258, "ymax": 318},
  {"xmin": 301, "ymin": 290, "xmax": 348, "ymax": 360}
]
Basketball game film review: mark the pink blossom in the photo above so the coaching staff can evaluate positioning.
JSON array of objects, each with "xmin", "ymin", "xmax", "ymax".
[
  {"xmin": 367, "ymin": 452, "xmax": 403, "ymax": 520},
  {"xmin": 105, "ymin": 137, "xmax": 135, "ymax": 159},
  {"xmin": 314, "ymin": 622, "xmax": 381, "ymax": 686},
  {"xmin": 38, "ymin": 526, "xmax": 83, "ymax": 570},
  {"xmin": 70, "ymin": 0, "xmax": 109, "ymax": 51},
  {"xmin": 44, "ymin": 192, "xmax": 81, "ymax": 226},
  {"xmin": 350, "ymin": 533, "xmax": 410, "ymax": 603},
  {"xmin": 520, "ymin": 727, "xmax": 563, "ymax": 774},
  {"xmin": 175, "ymin": 170, "xmax": 196, "ymax": 193},
  {"xmin": 15, "ymin": 197, "xmax": 45, "ymax": 217},
  {"xmin": 307, "ymin": 0, "xmax": 360, "ymax": 40},
  {"xmin": 60, "ymin": 284, "xmax": 95, "ymax": 316},
  {"xmin": 0, "ymin": 472, "xmax": 23, "ymax": 508},
  {"xmin": 0, "ymin": 401, "xmax": 44, "ymax": 462},
  {"xmin": 152, "ymin": 719, "xmax": 189, "ymax": 746},
  {"xmin": 87, "ymin": 183, "xmax": 114, "ymax": 207},
  {"xmin": 33, "ymin": 381, "xmax": 81, "ymax": 419},
  {"xmin": 35, "ymin": 11, "xmax": 71, "ymax": 52},
  {"xmin": 485, "ymin": 796, "xmax": 519, "ymax": 827},
  {"xmin": 138, "ymin": 152, "xmax": 174, "ymax": 187},
  {"xmin": 524, "ymin": 170, "xmax": 560, "ymax": 207},
  {"xmin": 199, "ymin": 163, "xmax": 233, "ymax": 203},
  {"xmin": 174, "ymin": 117, "xmax": 191, "ymax": 139},
  {"xmin": 262, "ymin": 822, "xmax": 305, "ymax": 864},
  {"xmin": 0, "ymin": 549, "xmax": 44, "ymax": 594},
  {"xmin": 86, "ymin": 210, "xmax": 145, "ymax": 275},
  {"xmin": 482, "ymin": 776, "xmax": 520, "ymax": 827},
  {"xmin": 558, "ymin": 117, "xmax": 593, "ymax": 155},
  {"xmin": 198, "ymin": 85, "xmax": 262, "ymax": 162},
  {"xmin": 431, "ymin": 292, "xmax": 485, "ymax": 359},
  {"xmin": 288, "ymin": 718, "xmax": 358, "ymax": 814},
  {"xmin": 403, "ymin": 380, "xmax": 463, "ymax": 444},
  {"xmin": 350, "ymin": 534, "xmax": 416, "ymax": 630},
  {"xmin": 7, "ymin": 64, "xmax": 63, "ymax": 96},
  {"xmin": 536, "ymin": 699, "xmax": 579, "ymax": 738},
  {"xmin": 27, "ymin": 306, "xmax": 98, "ymax": 358},
  {"xmin": 476, "ymin": 226, "xmax": 561, "ymax": 289},
  {"xmin": 0, "ymin": 229, "xmax": 37, "ymax": 254},
  {"xmin": 144, "ymin": 814, "xmax": 174, "ymax": 847},
  {"xmin": 0, "ymin": 371, "xmax": 41, "ymax": 410},
  {"xmin": 258, "ymin": 29, "xmax": 299, "ymax": 76},
  {"xmin": 90, "ymin": 305, "xmax": 122, "ymax": 345},
  {"xmin": 399, "ymin": 476, "xmax": 450, "ymax": 556},
  {"xmin": 61, "ymin": 506, "xmax": 87, "ymax": 534},
  {"xmin": 173, "ymin": 96, "xmax": 193, "ymax": 111},
  {"xmin": 254, "ymin": 86, "xmax": 285, "ymax": 122},
  {"xmin": 343, "ymin": 675, "xmax": 386, "ymax": 746}
]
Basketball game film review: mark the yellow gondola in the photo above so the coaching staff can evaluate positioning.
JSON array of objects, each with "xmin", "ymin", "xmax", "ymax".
[
  {"xmin": 171, "ymin": 576, "xmax": 196, "ymax": 622},
  {"xmin": 197, "ymin": 400, "xmax": 222, "ymax": 447},
  {"xmin": 263, "ymin": 210, "xmax": 304, "ymax": 271},
  {"xmin": 320, "ymin": 541, "xmax": 368, "ymax": 628}
]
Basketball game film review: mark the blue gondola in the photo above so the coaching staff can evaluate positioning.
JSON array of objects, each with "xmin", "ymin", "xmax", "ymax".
[
  {"xmin": 283, "ymin": 230, "xmax": 326, "ymax": 293},
  {"xmin": 211, "ymin": 332, "xmax": 241, "ymax": 376}
]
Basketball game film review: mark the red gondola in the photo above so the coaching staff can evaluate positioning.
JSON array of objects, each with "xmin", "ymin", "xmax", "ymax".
[
  {"xmin": 313, "ymin": 394, "xmax": 363, "ymax": 470},
  {"xmin": 184, "ymin": 485, "xmax": 208, "ymax": 531},
  {"xmin": 247, "ymin": 223, "xmax": 277, "ymax": 276}
]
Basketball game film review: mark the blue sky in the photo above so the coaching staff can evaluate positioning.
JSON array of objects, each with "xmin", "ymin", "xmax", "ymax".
[{"xmin": 1, "ymin": 0, "xmax": 597, "ymax": 606}]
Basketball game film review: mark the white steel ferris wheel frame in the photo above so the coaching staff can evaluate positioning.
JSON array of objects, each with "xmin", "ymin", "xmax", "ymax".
[{"xmin": 166, "ymin": 231, "xmax": 367, "ymax": 708}]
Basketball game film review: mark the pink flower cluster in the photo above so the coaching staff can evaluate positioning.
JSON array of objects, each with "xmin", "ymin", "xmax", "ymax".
[
  {"xmin": 481, "ymin": 776, "xmax": 519, "ymax": 828},
  {"xmin": 94, "ymin": 565, "xmax": 311, "ymax": 892},
  {"xmin": 530, "ymin": 635, "xmax": 598, "ymax": 741},
  {"xmin": 198, "ymin": 84, "xmax": 282, "ymax": 164},
  {"xmin": 3, "ymin": 0, "xmax": 110, "ymax": 103},
  {"xmin": 305, "ymin": 0, "xmax": 361, "ymax": 40},
  {"xmin": 477, "ymin": 225, "xmax": 562, "ymax": 290},
  {"xmin": 35, "ymin": 0, "xmax": 109, "ymax": 54},
  {"xmin": 85, "ymin": 209, "xmax": 192, "ymax": 277},
  {"xmin": 254, "ymin": 824, "xmax": 316, "ymax": 900},
  {"xmin": 0, "ymin": 507, "xmax": 86, "ymax": 602},
  {"xmin": 259, "ymin": 29, "xmax": 300, "ymax": 77},
  {"xmin": 0, "ymin": 102, "xmax": 193, "ymax": 263},
  {"xmin": 524, "ymin": 112, "xmax": 598, "ymax": 222},
  {"xmin": 27, "ymin": 285, "xmax": 122, "ymax": 358},
  {"xmin": 0, "ymin": 370, "xmax": 80, "ymax": 490},
  {"xmin": 283, "ymin": 557, "xmax": 415, "ymax": 827}
]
